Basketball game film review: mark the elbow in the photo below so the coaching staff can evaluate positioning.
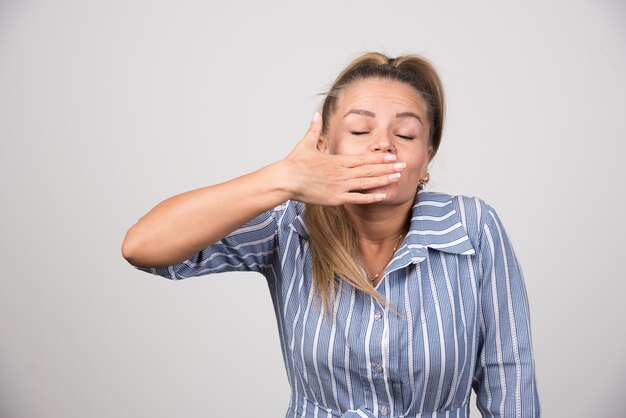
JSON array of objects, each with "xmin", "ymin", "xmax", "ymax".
[
  {"xmin": 121, "ymin": 225, "xmax": 175, "ymax": 269},
  {"xmin": 121, "ymin": 234, "xmax": 139, "ymax": 266},
  {"xmin": 121, "ymin": 226, "xmax": 147, "ymax": 267}
]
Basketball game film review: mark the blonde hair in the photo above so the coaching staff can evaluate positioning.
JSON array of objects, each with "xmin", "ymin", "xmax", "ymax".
[{"xmin": 305, "ymin": 52, "xmax": 446, "ymax": 315}]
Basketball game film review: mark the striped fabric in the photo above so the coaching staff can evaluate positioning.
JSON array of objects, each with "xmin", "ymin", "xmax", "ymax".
[{"xmin": 134, "ymin": 189, "xmax": 540, "ymax": 417}]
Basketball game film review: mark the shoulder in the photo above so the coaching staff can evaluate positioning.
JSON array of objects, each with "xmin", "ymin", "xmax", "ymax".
[
  {"xmin": 417, "ymin": 189, "xmax": 497, "ymax": 250},
  {"xmin": 273, "ymin": 200, "xmax": 305, "ymax": 220},
  {"xmin": 272, "ymin": 200, "xmax": 307, "ymax": 237}
]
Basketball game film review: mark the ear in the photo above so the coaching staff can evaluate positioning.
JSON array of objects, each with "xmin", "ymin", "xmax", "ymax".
[
  {"xmin": 426, "ymin": 145, "xmax": 434, "ymax": 162},
  {"xmin": 317, "ymin": 135, "xmax": 330, "ymax": 153}
]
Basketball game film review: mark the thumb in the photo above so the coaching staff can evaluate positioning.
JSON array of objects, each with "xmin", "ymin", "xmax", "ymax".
[
  {"xmin": 287, "ymin": 111, "xmax": 324, "ymax": 159},
  {"xmin": 304, "ymin": 111, "xmax": 323, "ymax": 148}
]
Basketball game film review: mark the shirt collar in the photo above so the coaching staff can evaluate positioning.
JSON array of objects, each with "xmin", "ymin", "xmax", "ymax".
[
  {"xmin": 389, "ymin": 188, "xmax": 476, "ymax": 271},
  {"xmin": 287, "ymin": 188, "xmax": 476, "ymax": 267}
]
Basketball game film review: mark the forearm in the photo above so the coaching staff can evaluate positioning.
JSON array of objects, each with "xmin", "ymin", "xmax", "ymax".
[{"xmin": 121, "ymin": 160, "xmax": 291, "ymax": 268}]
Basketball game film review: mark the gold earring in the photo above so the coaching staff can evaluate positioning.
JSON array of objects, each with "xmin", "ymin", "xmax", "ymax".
[{"xmin": 418, "ymin": 171, "xmax": 430, "ymax": 188}]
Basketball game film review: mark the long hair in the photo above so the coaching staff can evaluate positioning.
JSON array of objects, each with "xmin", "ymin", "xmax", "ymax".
[{"xmin": 305, "ymin": 52, "xmax": 446, "ymax": 315}]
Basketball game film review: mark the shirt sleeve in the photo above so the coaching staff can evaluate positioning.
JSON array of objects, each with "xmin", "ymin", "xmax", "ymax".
[
  {"xmin": 472, "ymin": 203, "xmax": 541, "ymax": 417},
  {"xmin": 132, "ymin": 208, "xmax": 278, "ymax": 280}
]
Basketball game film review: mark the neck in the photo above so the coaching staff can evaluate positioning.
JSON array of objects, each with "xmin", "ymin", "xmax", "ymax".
[{"xmin": 344, "ymin": 199, "xmax": 413, "ymax": 245}]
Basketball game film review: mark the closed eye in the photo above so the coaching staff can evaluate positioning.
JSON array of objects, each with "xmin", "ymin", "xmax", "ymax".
[{"xmin": 351, "ymin": 131, "xmax": 415, "ymax": 140}]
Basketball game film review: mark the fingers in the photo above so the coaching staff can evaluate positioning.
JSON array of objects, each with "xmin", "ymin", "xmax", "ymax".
[
  {"xmin": 342, "ymin": 191, "xmax": 388, "ymax": 204},
  {"xmin": 344, "ymin": 171, "xmax": 402, "ymax": 192},
  {"xmin": 340, "ymin": 152, "xmax": 397, "ymax": 168},
  {"xmin": 347, "ymin": 161, "xmax": 406, "ymax": 179}
]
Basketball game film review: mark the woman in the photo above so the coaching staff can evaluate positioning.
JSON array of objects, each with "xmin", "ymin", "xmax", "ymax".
[{"xmin": 122, "ymin": 52, "xmax": 540, "ymax": 417}]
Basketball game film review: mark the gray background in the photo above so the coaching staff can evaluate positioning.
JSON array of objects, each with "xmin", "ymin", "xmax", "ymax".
[{"xmin": 1, "ymin": 0, "xmax": 625, "ymax": 417}]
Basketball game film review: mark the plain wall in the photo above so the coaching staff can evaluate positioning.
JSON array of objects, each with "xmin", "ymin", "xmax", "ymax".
[{"xmin": 1, "ymin": 0, "xmax": 625, "ymax": 417}]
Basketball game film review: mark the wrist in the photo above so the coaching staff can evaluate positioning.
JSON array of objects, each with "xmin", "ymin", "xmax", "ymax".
[{"xmin": 257, "ymin": 159, "xmax": 296, "ymax": 203}]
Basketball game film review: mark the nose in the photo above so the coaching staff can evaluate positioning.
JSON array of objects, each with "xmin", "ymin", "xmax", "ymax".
[{"xmin": 368, "ymin": 134, "xmax": 396, "ymax": 154}]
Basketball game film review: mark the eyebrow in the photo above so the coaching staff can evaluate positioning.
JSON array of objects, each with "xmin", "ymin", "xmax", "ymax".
[{"xmin": 343, "ymin": 108, "xmax": 423, "ymax": 125}]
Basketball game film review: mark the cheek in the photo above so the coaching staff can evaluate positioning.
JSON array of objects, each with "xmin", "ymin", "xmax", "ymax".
[
  {"xmin": 399, "ymin": 151, "xmax": 429, "ymax": 180},
  {"xmin": 408, "ymin": 156, "xmax": 428, "ymax": 172},
  {"xmin": 401, "ymin": 143, "xmax": 430, "ymax": 167},
  {"xmin": 403, "ymin": 163, "xmax": 422, "ymax": 184}
]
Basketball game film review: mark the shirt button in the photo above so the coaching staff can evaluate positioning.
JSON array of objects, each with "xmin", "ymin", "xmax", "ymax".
[
  {"xmin": 374, "ymin": 363, "xmax": 383, "ymax": 373},
  {"xmin": 380, "ymin": 405, "xmax": 389, "ymax": 416},
  {"xmin": 374, "ymin": 311, "xmax": 382, "ymax": 321}
]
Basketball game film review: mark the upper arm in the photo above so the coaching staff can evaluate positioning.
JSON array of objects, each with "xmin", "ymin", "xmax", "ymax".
[
  {"xmin": 472, "ymin": 202, "xmax": 541, "ymax": 417},
  {"xmin": 132, "ymin": 208, "xmax": 279, "ymax": 280}
]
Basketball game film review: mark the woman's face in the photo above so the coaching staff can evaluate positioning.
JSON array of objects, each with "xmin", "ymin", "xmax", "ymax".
[{"xmin": 320, "ymin": 78, "xmax": 434, "ymax": 206}]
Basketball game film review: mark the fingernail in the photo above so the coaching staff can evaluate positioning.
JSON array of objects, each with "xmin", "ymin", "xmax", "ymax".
[
  {"xmin": 389, "ymin": 173, "xmax": 401, "ymax": 180},
  {"xmin": 375, "ymin": 193, "xmax": 386, "ymax": 201},
  {"xmin": 312, "ymin": 111, "xmax": 321, "ymax": 122},
  {"xmin": 384, "ymin": 154, "xmax": 397, "ymax": 162},
  {"xmin": 394, "ymin": 162, "xmax": 406, "ymax": 170}
]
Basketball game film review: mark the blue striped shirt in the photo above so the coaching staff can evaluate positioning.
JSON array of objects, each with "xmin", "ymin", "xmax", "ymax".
[{"xmin": 134, "ymin": 189, "xmax": 540, "ymax": 417}]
